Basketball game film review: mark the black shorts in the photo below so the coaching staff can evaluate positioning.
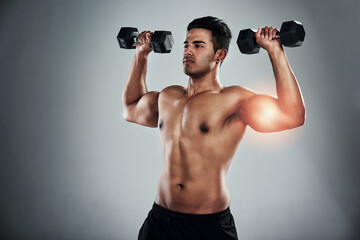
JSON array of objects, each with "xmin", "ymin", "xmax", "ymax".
[{"xmin": 138, "ymin": 202, "xmax": 238, "ymax": 240}]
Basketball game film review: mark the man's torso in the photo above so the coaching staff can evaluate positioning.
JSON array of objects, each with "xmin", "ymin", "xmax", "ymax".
[{"xmin": 155, "ymin": 85, "xmax": 253, "ymax": 214}]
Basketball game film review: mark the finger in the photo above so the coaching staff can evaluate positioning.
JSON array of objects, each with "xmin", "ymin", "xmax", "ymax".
[
  {"xmin": 139, "ymin": 31, "xmax": 149, "ymax": 44},
  {"xmin": 260, "ymin": 27, "xmax": 265, "ymax": 38},
  {"xmin": 273, "ymin": 28, "xmax": 279, "ymax": 38},
  {"xmin": 145, "ymin": 31, "xmax": 153, "ymax": 43},
  {"xmin": 256, "ymin": 27, "xmax": 262, "ymax": 38},
  {"xmin": 141, "ymin": 31, "xmax": 148, "ymax": 44},
  {"xmin": 264, "ymin": 26, "xmax": 269, "ymax": 39},
  {"xmin": 269, "ymin": 27, "xmax": 273, "ymax": 40},
  {"xmin": 138, "ymin": 31, "xmax": 144, "ymax": 44}
]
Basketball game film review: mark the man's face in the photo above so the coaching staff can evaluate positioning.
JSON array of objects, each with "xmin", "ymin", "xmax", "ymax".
[{"xmin": 183, "ymin": 28, "xmax": 217, "ymax": 78}]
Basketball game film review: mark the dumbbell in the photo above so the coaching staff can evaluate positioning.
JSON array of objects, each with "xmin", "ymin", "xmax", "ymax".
[
  {"xmin": 116, "ymin": 27, "xmax": 174, "ymax": 53},
  {"xmin": 237, "ymin": 20, "xmax": 305, "ymax": 54}
]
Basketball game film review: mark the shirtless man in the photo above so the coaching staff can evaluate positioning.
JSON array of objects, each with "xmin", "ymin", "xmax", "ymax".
[{"xmin": 122, "ymin": 16, "xmax": 305, "ymax": 240}]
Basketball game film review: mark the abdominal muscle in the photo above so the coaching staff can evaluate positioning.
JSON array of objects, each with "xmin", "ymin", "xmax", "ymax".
[{"xmin": 155, "ymin": 148, "xmax": 231, "ymax": 214}]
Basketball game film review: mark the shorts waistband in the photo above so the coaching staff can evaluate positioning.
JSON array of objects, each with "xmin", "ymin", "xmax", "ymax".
[{"xmin": 152, "ymin": 202, "xmax": 231, "ymax": 221}]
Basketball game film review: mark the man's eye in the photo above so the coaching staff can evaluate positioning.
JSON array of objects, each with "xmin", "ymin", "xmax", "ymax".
[{"xmin": 184, "ymin": 45, "xmax": 189, "ymax": 49}]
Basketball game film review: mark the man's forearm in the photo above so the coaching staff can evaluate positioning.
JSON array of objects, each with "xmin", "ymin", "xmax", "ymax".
[
  {"xmin": 122, "ymin": 53, "xmax": 149, "ymax": 106},
  {"xmin": 268, "ymin": 48, "xmax": 305, "ymax": 117}
]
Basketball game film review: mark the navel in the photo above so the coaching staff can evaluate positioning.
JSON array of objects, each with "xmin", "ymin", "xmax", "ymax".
[{"xmin": 200, "ymin": 122, "xmax": 209, "ymax": 133}]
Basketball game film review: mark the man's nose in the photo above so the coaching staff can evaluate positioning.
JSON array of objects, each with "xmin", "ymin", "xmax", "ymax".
[{"xmin": 184, "ymin": 45, "xmax": 193, "ymax": 56}]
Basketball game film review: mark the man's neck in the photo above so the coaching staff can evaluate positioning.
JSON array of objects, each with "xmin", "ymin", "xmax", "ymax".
[{"xmin": 186, "ymin": 68, "xmax": 223, "ymax": 97}]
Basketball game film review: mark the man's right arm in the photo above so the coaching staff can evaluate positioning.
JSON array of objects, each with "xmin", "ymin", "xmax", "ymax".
[{"xmin": 122, "ymin": 31, "xmax": 160, "ymax": 128}]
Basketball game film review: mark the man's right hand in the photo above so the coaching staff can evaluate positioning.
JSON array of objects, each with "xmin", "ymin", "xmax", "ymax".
[{"xmin": 136, "ymin": 31, "xmax": 154, "ymax": 57}]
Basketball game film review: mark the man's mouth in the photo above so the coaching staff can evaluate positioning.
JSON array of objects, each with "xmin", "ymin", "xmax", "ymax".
[{"xmin": 183, "ymin": 57, "xmax": 195, "ymax": 65}]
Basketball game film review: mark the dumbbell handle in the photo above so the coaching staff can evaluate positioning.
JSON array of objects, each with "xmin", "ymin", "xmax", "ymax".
[
  {"xmin": 132, "ymin": 37, "xmax": 140, "ymax": 44},
  {"xmin": 128, "ymin": 32, "xmax": 158, "ymax": 45},
  {"xmin": 130, "ymin": 31, "xmax": 159, "ymax": 44},
  {"xmin": 273, "ymin": 35, "xmax": 281, "ymax": 40},
  {"xmin": 252, "ymin": 28, "xmax": 281, "ymax": 40}
]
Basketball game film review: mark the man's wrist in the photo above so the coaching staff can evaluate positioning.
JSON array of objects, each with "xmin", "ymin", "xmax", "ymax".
[
  {"xmin": 135, "ymin": 52, "xmax": 149, "ymax": 63},
  {"xmin": 267, "ymin": 46, "xmax": 284, "ymax": 57}
]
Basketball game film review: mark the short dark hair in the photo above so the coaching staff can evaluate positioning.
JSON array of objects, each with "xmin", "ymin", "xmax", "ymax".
[{"xmin": 187, "ymin": 16, "xmax": 232, "ymax": 53}]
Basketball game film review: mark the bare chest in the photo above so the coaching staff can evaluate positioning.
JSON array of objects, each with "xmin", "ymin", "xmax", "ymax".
[{"xmin": 158, "ymin": 94, "xmax": 228, "ymax": 137}]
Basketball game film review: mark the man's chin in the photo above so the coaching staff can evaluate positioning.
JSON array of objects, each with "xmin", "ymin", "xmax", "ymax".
[{"xmin": 183, "ymin": 68, "xmax": 191, "ymax": 76}]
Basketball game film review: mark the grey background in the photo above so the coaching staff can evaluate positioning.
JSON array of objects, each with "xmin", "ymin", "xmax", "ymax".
[{"xmin": 1, "ymin": 0, "xmax": 359, "ymax": 239}]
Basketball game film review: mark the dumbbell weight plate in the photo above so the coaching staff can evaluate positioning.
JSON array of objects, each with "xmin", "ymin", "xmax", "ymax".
[
  {"xmin": 151, "ymin": 31, "xmax": 174, "ymax": 53},
  {"xmin": 237, "ymin": 29, "xmax": 260, "ymax": 54},
  {"xmin": 279, "ymin": 20, "xmax": 305, "ymax": 47},
  {"xmin": 117, "ymin": 27, "xmax": 139, "ymax": 49}
]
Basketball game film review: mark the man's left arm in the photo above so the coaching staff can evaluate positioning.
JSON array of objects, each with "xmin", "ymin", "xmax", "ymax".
[{"xmin": 240, "ymin": 26, "xmax": 305, "ymax": 133}]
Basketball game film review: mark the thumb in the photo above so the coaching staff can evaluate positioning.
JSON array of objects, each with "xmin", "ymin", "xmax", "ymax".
[{"xmin": 256, "ymin": 27, "xmax": 262, "ymax": 38}]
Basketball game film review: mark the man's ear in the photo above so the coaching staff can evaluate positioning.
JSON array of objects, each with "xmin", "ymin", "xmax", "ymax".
[{"xmin": 216, "ymin": 49, "xmax": 228, "ymax": 62}]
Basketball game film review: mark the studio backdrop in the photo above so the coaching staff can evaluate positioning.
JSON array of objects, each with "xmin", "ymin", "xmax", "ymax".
[{"xmin": 1, "ymin": 0, "xmax": 359, "ymax": 239}]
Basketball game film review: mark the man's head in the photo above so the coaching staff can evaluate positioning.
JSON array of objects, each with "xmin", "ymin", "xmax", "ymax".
[
  {"xmin": 187, "ymin": 16, "xmax": 232, "ymax": 54},
  {"xmin": 183, "ymin": 17, "xmax": 232, "ymax": 78}
]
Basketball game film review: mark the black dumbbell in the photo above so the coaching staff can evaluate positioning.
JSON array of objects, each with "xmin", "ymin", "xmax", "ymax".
[
  {"xmin": 116, "ymin": 27, "xmax": 174, "ymax": 53},
  {"xmin": 237, "ymin": 20, "xmax": 305, "ymax": 54}
]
